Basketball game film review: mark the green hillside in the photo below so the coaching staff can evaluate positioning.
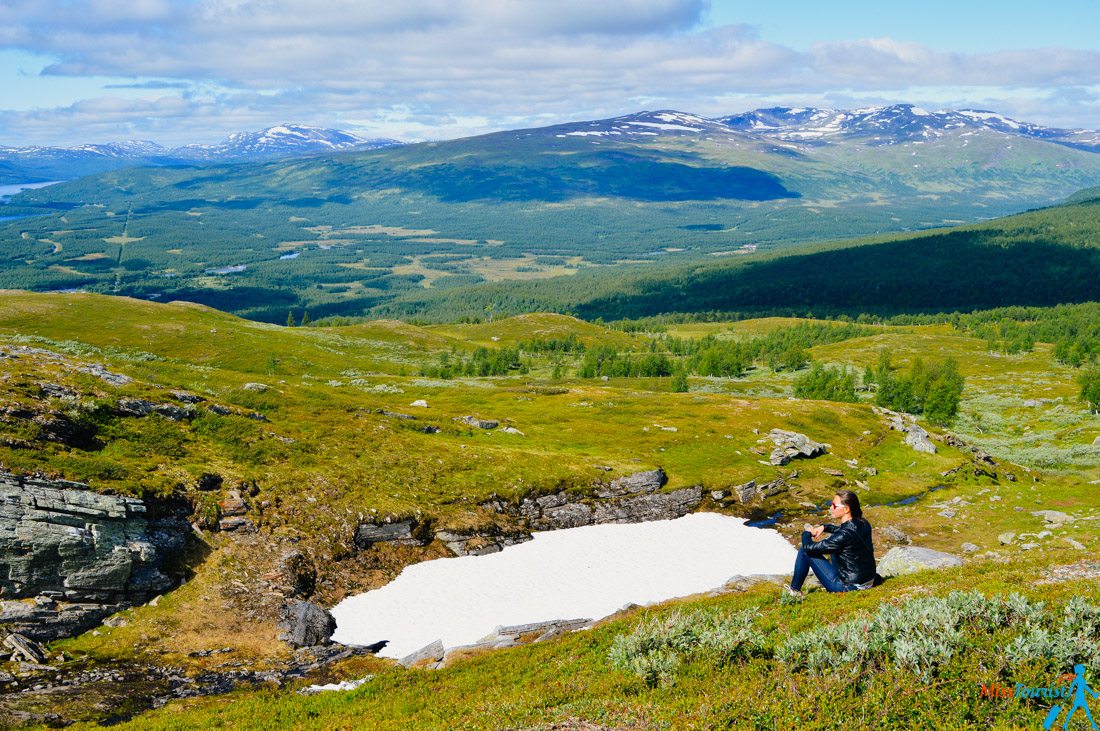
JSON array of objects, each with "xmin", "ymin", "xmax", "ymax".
[
  {"xmin": 3, "ymin": 124, "xmax": 1100, "ymax": 322},
  {"xmin": 0, "ymin": 292, "xmax": 1097, "ymax": 727},
  {"xmin": 380, "ymin": 188, "xmax": 1100, "ymax": 321}
]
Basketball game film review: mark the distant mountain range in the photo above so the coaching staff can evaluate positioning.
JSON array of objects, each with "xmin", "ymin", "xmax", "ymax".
[
  {"xmin": 720, "ymin": 104, "xmax": 1100, "ymax": 151},
  {"xmin": 5, "ymin": 104, "xmax": 1100, "ymax": 323},
  {"xmin": 0, "ymin": 125, "xmax": 402, "ymax": 184}
]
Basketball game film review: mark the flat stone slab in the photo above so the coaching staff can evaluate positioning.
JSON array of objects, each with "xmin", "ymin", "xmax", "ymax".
[{"xmin": 399, "ymin": 639, "xmax": 444, "ymax": 668}]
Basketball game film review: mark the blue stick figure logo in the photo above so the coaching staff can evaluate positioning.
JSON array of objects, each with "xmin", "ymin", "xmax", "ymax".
[{"xmin": 1043, "ymin": 664, "xmax": 1098, "ymax": 730}]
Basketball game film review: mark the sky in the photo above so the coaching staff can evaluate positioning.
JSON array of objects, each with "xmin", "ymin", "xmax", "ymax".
[{"xmin": 1, "ymin": 0, "xmax": 1098, "ymax": 147}]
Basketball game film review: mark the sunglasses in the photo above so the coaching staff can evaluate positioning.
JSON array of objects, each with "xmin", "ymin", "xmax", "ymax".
[{"xmin": 830, "ymin": 502, "xmax": 847, "ymax": 510}]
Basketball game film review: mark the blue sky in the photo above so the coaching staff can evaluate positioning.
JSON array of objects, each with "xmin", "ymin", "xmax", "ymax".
[{"xmin": 1, "ymin": 0, "xmax": 1098, "ymax": 146}]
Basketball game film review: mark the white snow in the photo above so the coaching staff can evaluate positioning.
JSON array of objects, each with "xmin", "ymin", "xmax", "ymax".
[
  {"xmin": 300, "ymin": 676, "xmax": 373, "ymax": 694},
  {"xmin": 330, "ymin": 512, "xmax": 796, "ymax": 659},
  {"xmin": 628, "ymin": 122, "xmax": 702, "ymax": 132}
]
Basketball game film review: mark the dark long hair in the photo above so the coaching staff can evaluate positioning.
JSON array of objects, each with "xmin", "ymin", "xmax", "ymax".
[{"xmin": 835, "ymin": 490, "xmax": 864, "ymax": 521}]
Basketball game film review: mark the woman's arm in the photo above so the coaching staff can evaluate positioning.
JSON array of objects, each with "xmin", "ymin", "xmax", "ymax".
[{"xmin": 801, "ymin": 527, "xmax": 853, "ymax": 557}]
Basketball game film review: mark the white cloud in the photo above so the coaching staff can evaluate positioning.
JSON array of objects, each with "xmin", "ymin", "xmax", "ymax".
[{"xmin": 0, "ymin": 1, "xmax": 1099, "ymax": 144}]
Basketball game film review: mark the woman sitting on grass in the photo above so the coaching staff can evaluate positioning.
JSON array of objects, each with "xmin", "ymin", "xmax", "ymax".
[{"xmin": 787, "ymin": 490, "xmax": 877, "ymax": 597}]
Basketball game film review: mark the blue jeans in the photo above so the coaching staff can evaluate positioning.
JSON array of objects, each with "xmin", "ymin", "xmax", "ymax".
[{"xmin": 790, "ymin": 531, "xmax": 850, "ymax": 592}]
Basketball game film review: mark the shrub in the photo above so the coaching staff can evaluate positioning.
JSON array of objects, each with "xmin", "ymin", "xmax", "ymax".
[{"xmin": 608, "ymin": 608, "xmax": 762, "ymax": 687}]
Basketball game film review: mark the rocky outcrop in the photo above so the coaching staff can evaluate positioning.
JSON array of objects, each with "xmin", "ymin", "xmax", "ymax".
[
  {"xmin": 278, "ymin": 600, "xmax": 336, "ymax": 648},
  {"xmin": 434, "ymin": 529, "xmax": 531, "ymax": 557},
  {"xmin": 879, "ymin": 409, "xmax": 938, "ymax": 455},
  {"xmin": 0, "ymin": 472, "xmax": 191, "ymax": 640},
  {"xmin": 353, "ymin": 519, "xmax": 432, "ymax": 549}
]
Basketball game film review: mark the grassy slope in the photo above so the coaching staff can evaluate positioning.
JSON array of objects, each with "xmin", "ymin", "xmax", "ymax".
[
  {"xmin": 0, "ymin": 292, "xmax": 1096, "ymax": 728},
  {"xmin": 79, "ymin": 557, "xmax": 1100, "ymax": 730}
]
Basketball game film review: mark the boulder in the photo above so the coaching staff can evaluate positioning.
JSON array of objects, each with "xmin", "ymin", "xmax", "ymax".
[
  {"xmin": 768, "ymin": 430, "xmax": 827, "ymax": 466},
  {"xmin": 410, "ymin": 400, "xmax": 428, "ymax": 408},
  {"xmin": 903, "ymin": 425, "xmax": 937, "ymax": 455},
  {"xmin": 1031, "ymin": 510, "xmax": 1074, "ymax": 525},
  {"xmin": 278, "ymin": 601, "xmax": 336, "ymax": 648},
  {"xmin": 998, "ymin": 532, "xmax": 1017, "ymax": 545},
  {"xmin": 877, "ymin": 546, "xmax": 964, "ymax": 577}
]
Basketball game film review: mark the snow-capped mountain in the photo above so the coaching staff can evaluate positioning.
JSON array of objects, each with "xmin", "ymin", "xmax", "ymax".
[
  {"xmin": 543, "ymin": 110, "xmax": 737, "ymax": 140},
  {"xmin": 720, "ymin": 104, "xmax": 1100, "ymax": 150},
  {"xmin": 0, "ymin": 125, "xmax": 403, "ymax": 183},
  {"xmin": 173, "ymin": 124, "xmax": 399, "ymax": 161}
]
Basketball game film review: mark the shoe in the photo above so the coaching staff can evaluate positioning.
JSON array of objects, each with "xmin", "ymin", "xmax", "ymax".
[{"xmin": 784, "ymin": 586, "xmax": 804, "ymax": 598}]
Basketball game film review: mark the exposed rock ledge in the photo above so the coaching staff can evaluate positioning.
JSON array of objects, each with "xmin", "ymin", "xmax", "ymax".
[
  {"xmin": 0, "ymin": 472, "xmax": 191, "ymax": 641},
  {"xmin": 354, "ymin": 469, "xmax": 740, "ymax": 557}
]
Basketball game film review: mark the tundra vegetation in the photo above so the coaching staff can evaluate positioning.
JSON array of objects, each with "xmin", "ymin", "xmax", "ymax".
[{"xmin": 0, "ymin": 291, "xmax": 1097, "ymax": 728}]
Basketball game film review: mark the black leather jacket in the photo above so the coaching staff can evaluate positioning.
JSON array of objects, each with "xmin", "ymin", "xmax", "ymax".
[{"xmin": 802, "ymin": 519, "xmax": 877, "ymax": 586}]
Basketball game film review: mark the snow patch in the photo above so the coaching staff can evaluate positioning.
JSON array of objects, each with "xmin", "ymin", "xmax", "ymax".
[{"xmin": 330, "ymin": 512, "xmax": 796, "ymax": 659}]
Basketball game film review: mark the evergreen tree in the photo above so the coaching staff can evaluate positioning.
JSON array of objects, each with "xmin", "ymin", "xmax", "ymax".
[{"xmin": 286, "ymin": 311, "xmax": 296, "ymax": 327}]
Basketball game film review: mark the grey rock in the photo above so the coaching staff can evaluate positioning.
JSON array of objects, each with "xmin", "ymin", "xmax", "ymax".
[
  {"xmin": 903, "ymin": 425, "xmax": 937, "ymax": 455},
  {"xmin": 218, "ymin": 516, "xmax": 255, "ymax": 532},
  {"xmin": 242, "ymin": 382, "xmax": 270, "ymax": 392},
  {"xmin": 116, "ymin": 398, "xmax": 155, "ymax": 417},
  {"xmin": 153, "ymin": 404, "xmax": 192, "ymax": 421},
  {"xmin": 731, "ymin": 480, "xmax": 757, "ymax": 504},
  {"xmin": 172, "ymin": 391, "xmax": 206, "ymax": 404},
  {"xmin": 399, "ymin": 639, "xmax": 445, "ymax": 668},
  {"xmin": 998, "ymin": 532, "xmax": 1017, "ymax": 545},
  {"xmin": 0, "ymin": 472, "xmax": 189, "ymax": 635},
  {"xmin": 2, "ymin": 633, "xmax": 48, "ymax": 664},
  {"xmin": 878, "ymin": 546, "xmax": 963, "ymax": 577},
  {"xmin": 768, "ymin": 430, "xmax": 827, "ymax": 466},
  {"xmin": 961, "ymin": 542, "xmax": 980, "ymax": 553},
  {"xmin": 540, "ymin": 503, "xmax": 592, "ymax": 529},
  {"xmin": 353, "ymin": 520, "xmax": 429, "ymax": 549},
  {"xmin": 880, "ymin": 526, "xmax": 910, "ymax": 544},
  {"xmin": 756, "ymin": 477, "xmax": 790, "ymax": 499},
  {"xmin": 591, "ymin": 486, "xmax": 703, "ymax": 524},
  {"xmin": 207, "ymin": 404, "xmax": 232, "ymax": 416},
  {"xmin": 1032, "ymin": 510, "xmax": 1074, "ymax": 525},
  {"xmin": 1020, "ymin": 543, "xmax": 1040, "ymax": 551},
  {"xmin": 596, "ymin": 468, "xmax": 667, "ymax": 498},
  {"xmin": 278, "ymin": 601, "xmax": 336, "ymax": 648},
  {"xmin": 456, "ymin": 415, "xmax": 498, "ymax": 429},
  {"xmin": 710, "ymin": 490, "xmax": 728, "ymax": 501},
  {"xmin": 379, "ymin": 410, "xmax": 415, "ymax": 420}
]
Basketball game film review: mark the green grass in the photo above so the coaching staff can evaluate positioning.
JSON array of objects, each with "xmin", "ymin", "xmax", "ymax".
[
  {"xmin": 76, "ymin": 556, "xmax": 1100, "ymax": 730},
  {"xmin": 1, "ymin": 292, "xmax": 1098, "ymax": 728}
]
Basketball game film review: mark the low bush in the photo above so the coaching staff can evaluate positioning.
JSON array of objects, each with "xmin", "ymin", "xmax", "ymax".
[{"xmin": 608, "ymin": 607, "xmax": 763, "ymax": 687}]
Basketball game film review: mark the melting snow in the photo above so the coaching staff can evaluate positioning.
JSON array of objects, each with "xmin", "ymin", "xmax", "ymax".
[{"xmin": 330, "ymin": 512, "xmax": 796, "ymax": 659}]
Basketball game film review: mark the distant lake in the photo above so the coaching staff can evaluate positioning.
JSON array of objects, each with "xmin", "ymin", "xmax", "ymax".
[
  {"xmin": 205, "ymin": 265, "xmax": 247, "ymax": 275},
  {"xmin": 0, "ymin": 181, "xmax": 63, "ymax": 203}
]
